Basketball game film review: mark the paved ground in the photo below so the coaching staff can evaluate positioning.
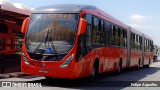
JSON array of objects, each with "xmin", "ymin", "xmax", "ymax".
[
  {"xmin": 0, "ymin": 55, "xmax": 21, "ymax": 74},
  {"xmin": 0, "ymin": 60, "xmax": 160, "ymax": 90}
]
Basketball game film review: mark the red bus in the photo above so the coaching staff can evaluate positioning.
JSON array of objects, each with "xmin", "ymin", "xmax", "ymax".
[{"xmin": 21, "ymin": 4, "xmax": 154, "ymax": 79}]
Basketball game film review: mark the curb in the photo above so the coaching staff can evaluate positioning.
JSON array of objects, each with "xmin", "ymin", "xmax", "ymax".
[{"xmin": 0, "ymin": 72, "xmax": 28, "ymax": 79}]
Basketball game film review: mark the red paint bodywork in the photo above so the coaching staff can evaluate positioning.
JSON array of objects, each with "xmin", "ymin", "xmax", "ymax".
[{"xmin": 21, "ymin": 9, "xmax": 153, "ymax": 79}]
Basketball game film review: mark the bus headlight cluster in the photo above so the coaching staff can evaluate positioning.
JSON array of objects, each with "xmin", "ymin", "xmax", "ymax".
[
  {"xmin": 60, "ymin": 54, "xmax": 74, "ymax": 68},
  {"xmin": 22, "ymin": 52, "xmax": 30, "ymax": 65}
]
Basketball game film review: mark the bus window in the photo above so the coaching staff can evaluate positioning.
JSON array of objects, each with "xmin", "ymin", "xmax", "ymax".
[
  {"xmin": 104, "ymin": 21, "xmax": 111, "ymax": 46},
  {"xmin": 120, "ymin": 29, "xmax": 127, "ymax": 47},
  {"xmin": 92, "ymin": 17, "xmax": 100, "ymax": 45},
  {"xmin": 124, "ymin": 30, "xmax": 127, "ymax": 47},
  {"xmin": 111, "ymin": 25, "xmax": 115, "ymax": 46},
  {"xmin": 84, "ymin": 14, "xmax": 92, "ymax": 52},
  {"xmin": 151, "ymin": 41, "xmax": 154, "ymax": 51},
  {"xmin": 116, "ymin": 27, "xmax": 120, "ymax": 46},
  {"xmin": 135, "ymin": 35, "xmax": 139, "ymax": 50},
  {"xmin": 131, "ymin": 33, "xmax": 135, "ymax": 49},
  {"xmin": 145, "ymin": 39, "xmax": 148, "ymax": 51},
  {"xmin": 120, "ymin": 29, "xmax": 124, "ymax": 47},
  {"xmin": 139, "ymin": 36, "xmax": 142, "ymax": 50},
  {"xmin": 85, "ymin": 14, "xmax": 92, "ymax": 24},
  {"xmin": 99, "ymin": 20, "xmax": 105, "ymax": 45},
  {"xmin": 76, "ymin": 14, "xmax": 92, "ymax": 61}
]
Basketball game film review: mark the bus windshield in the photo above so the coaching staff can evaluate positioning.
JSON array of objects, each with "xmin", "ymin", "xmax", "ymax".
[{"xmin": 26, "ymin": 14, "xmax": 78, "ymax": 55}]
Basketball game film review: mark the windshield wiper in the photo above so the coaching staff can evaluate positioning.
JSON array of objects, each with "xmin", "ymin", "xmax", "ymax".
[
  {"xmin": 32, "ymin": 33, "xmax": 48, "ymax": 54},
  {"xmin": 49, "ymin": 29, "xmax": 58, "ymax": 54},
  {"xmin": 33, "ymin": 29, "xmax": 58, "ymax": 55}
]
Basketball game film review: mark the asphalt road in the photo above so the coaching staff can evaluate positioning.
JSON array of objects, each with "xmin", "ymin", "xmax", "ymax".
[{"xmin": 0, "ymin": 60, "xmax": 160, "ymax": 90}]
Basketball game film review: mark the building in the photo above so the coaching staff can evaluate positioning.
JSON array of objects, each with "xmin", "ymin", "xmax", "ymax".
[{"xmin": 0, "ymin": 0, "xmax": 31, "ymax": 57}]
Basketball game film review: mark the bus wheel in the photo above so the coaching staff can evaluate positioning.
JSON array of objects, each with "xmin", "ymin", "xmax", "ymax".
[
  {"xmin": 143, "ymin": 59, "xmax": 150, "ymax": 68},
  {"xmin": 137, "ymin": 60, "xmax": 141, "ymax": 70},
  {"xmin": 87, "ymin": 60, "xmax": 99, "ymax": 81},
  {"xmin": 117, "ymin": 60, "xmax": 122, "ymax": 74},
  {"xmin": 146, "ymin": 59, "xmax": 151, "ymax": 68},
  {"xmin": 45, "ymin": 77, "xmax": 54, "ymax": 81},
  {"xmin": 90, "ymin": 65, "xmax": 96, "ymax": 80}
]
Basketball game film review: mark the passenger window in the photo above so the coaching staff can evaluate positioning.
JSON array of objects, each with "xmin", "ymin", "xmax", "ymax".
[
  {"xmin": 92, "ymin": 17, "xmax": 100, "ymax": 44},
  {"xmin": 111, "ymin": 25, "xmax": 116, "ymax": 46},
  {"xmin": 104, "ymin": 21, "xmax": 111, "ymax": 46},
  {"xmin": 139, "ymin": 36, "xmax": 142, "ymax": 50},
  {"xmin": 99, "ymin": 20, "xmax": 105, "ymax": 45},
  {"xmin": 131, "ymin": 33, "xmax": 135, "ymax": 49}
]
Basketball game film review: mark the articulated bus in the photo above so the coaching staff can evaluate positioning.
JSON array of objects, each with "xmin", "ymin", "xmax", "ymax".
[{"xmin": 21, "ymin": 4, "xmax": 154, "ymax": 79}]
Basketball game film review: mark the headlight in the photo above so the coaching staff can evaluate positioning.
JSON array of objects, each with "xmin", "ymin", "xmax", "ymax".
[
  {"xmin": 60, "ymin": 54, "xmax": 74, "ymax": 68},
  {"xmin": 22, "ymin": 52, "xmax": 30, "ymax": 65}
]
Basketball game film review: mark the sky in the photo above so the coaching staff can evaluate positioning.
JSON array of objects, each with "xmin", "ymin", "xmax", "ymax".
[{"xmin": 9, "ymin": 0, "xmax": 160, "ymax": 46}]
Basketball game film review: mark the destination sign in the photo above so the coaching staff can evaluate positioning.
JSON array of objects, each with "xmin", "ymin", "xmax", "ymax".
[{"xmin": 35, "ymin": 14, "xmax": 75, "ymax": 19}]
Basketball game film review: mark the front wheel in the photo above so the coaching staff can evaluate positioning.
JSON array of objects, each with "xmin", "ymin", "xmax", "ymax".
[
  {"xmin": 45, "ymin": 77, "xmax": 55, "ymax": 81},
  {"xmin": 86, "ymin": 63, "xmax": 98, "ymax": 81},
  {"xmin": 91, "ymin": 65, "xmax": 96, "ymax": 79}
]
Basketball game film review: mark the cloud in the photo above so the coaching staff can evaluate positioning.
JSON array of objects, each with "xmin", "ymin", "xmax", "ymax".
[
  {"xmin": 130, "ymin": 14, "xmax": 146, "ymax": 22},
  {"xmin": 129, "ymin": 14, "xmax": 160, "ymax": 46},
  {"xmin": 129, "ymin": 24, "xmax": 139, "ymax": 28}
]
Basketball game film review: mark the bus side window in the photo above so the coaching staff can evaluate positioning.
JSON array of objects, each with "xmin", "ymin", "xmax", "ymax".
[
  {"xmin": 111, "ymin": 25, "xmax": 117, "ymax": 46},
  {"xmin": 139, "ymin": 36, "xmax": 142, "ymax": 50},
  {"xmin": 76, "ymin": 14, "xmax": 92, "ymax": 61},
  {"xmin": 92, "ymin": 16, "xmax": 100, "ymax": 46},
  {"xmin": 81, "ymin": 14, "xmax": 92, "ymax": 52},
  {"xmin": 104, "ymin": 21, "xmax": 111, "ymax": 46},
  {"xmin": 145, "ymin": 39, "xmax": 148, "ymax": 51},
  {"xmin": 124, "ymin": 30, "xmax": 127, "ymax": 47},
  {"xmin": 116, "ymin": 27, "xmax": 121, "ymax": 46},
  {"xmin": 99, "ymin": 20, "xmax": 105, "ymax": 45},
  {"xmin": 151, "ymin": 41, "xmax": 154, "ymax": 51},
  {"xmin": 85, "ymin": 14, "xmax": 92, "ymax": 52},
  {"xmin": 120, "ymin": 29, "xmax": 123, "ymax": 47},
  {"xmin": 131, "ymin": 33, "xmax": 135, "ymax": 50}
]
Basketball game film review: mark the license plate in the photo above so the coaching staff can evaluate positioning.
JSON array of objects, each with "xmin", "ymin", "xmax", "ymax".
[{"xmin": 39, "ymin": 69, "xmax": 48, "ymax": 73}]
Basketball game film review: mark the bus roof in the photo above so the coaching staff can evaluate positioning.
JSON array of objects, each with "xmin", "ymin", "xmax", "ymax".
[
  {"xmin": 130, "ymin": 27, "xmax": 143, "ymax": 36},
  {"xmin": 33, "ymin": 4, "xmax": 96, "ymax": 13},
  {"xmin": 33, "ymin": 4, "xmax": 153, "ymax": 40},
  {"xmin": 33, "ymin": 4, "xmax": 128, "ymax": 28}
]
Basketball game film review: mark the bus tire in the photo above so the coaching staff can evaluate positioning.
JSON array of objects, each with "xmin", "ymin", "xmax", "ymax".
[
  {"xmin": 45, "ymin": 77, "xmax": 54, "ymax": 80},
  {"xmin": 87, "ymin": 60, "xmax": 99, "ymax": 81},
  {"xmin": 146, "ymin": 59, "xmax": 151, "ymax": 68},
  {"xmin": 117, "ymin": 60, "xmax": 122, "ymax": 74},
  {"xmin": 143, "ymin": 59, "xmax": 150, "ymax": 68},
  {"xmin": 137, "ymin": 59, "xmax": 141, "ymax": 70}
]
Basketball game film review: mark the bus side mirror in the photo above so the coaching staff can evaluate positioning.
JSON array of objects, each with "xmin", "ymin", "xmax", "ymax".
[
  {"xmin": 77, "ymin": 18, "xmax": 87, "ymax": 36},
  {"xmin": 21, "ymin": 17, "xmax": 29, "ymax": 33}
]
